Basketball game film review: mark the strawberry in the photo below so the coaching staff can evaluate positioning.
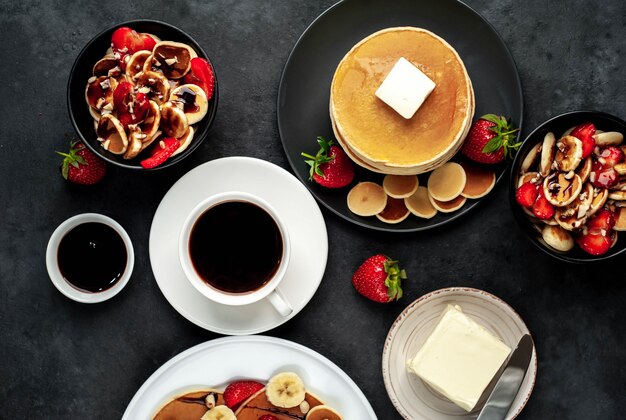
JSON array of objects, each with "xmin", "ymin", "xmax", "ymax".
[
  {"xmin": 570, "ymin": 122, "xmax": 596, "ymax": 158},
  {"xmin": 586, "ymin": 209, "xmax": 616, "ymax": 234},
  {"xmin": 515, "ymin": 182, "xmax": 539, "ymax": 208},
  {"xmin": 461, "ymin": 114, "xmax": 520, "ymax": 164},
  {"xmin": 352, "ymin": 255, "xmax": 406, "ymax": 303},
  {"xmin": 301, "ymin": 137, "xmax": 354, "ymax": 188},
  {"xmin": 532, "ymin": 188, "xmax": 555, "ymax": 220},
  {"xmin": 258, "ymin": 416, "xmax": 278, "ymax": 420},
  {"xmin": 590, "ymin": 161, "xmax": 619, "ymax": 189},
  {"xmin": 57, "ymin": 141, "xmax": 106, "ymax": 185},
  {"xmin": 577, "ymin": 231, "xmax": 611, "ymax": 256},
  {"xmin": 111, "ymin": 27, "xmax": 156, "ymax": 70},
  {"xmin": 598, "ymin": 146, "xmax": 624, "ymax": 167},
  {"xmin": 183, "ymin": 57, "xmax": 215, "ymax": 99},
  {"xmin": 113, "ymin": 82, "xmax": 149, "ymax": 127},
  {"xmin": 140, "ymin": 138, "xmax": 180, "ymax": 169},
  {"xmin": 223, "ymin": 380, "xmax": 264, "ymax": 410}
]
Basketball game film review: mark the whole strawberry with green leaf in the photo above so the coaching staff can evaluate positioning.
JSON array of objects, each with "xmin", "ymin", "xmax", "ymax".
[
  {"xmin": 461, "ymin": 114, "xmax": 520, "ymax": 164},
  {"xmin": 57, "ymin": 141, "xmax": 107, "ymax": 185},
  {"xmin": 352, "ymin": 254, "xmax": 406, "ymax": 303},
  {"xmin": 301, "ymin": 136, "xmax": 354, "ymax": 188}
]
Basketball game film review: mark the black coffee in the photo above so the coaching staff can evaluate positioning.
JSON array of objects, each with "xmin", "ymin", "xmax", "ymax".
[
  {"xmin": 57, "ymin": 222, "xmax": 127, "ymax": 292},
  {"xmin": 189, "ymin": 201, "xmax": 283, "ymax": 293}
]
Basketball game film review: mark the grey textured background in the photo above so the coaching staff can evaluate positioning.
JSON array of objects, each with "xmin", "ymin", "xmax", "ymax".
[{"xmin": 1, "ymin": 0, "xmax": 625, "ymax": 418}]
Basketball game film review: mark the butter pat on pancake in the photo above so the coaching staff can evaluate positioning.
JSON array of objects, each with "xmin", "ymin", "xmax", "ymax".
[
  {"xmin": 405, "ymin": 186, "xmax": 437, "ymax": 219},
  {"xmin": 459, "ymin": 161, "xmax": 496, "ymax": 199},
  {"xmin": 427, "ymin": 162, "xmax": 466, "ymax": 202}
]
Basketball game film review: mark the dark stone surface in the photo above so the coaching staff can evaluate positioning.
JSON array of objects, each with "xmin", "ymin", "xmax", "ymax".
[{"xmin": 0, "ymin": 0, "xmax": 625, "ymax": 418}]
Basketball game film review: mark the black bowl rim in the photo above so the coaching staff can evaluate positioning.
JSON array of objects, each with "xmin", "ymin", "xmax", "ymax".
[
  {"xmin": 509, "ymin": 110, "xmax": 626, "ymax": 263},
  {"xmin": 67, "ymin": 19, "xmax": 219, "ymax": 171}
]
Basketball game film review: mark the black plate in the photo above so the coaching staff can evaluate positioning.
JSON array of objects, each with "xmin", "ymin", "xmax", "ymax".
[
  {"xmin": 67, "ymin": 19, "xmax": 218, "ymax": 171},
  {"xmin": 509, "ymin": 110, "xmax": 626, "ymax": 263},
  {"xmin": 277, "ymin": 0, "xmax": 523, "ymax": 232}
]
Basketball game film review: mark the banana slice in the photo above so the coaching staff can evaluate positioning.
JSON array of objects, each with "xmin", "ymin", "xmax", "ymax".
[
  {"xmin": 542, "ymin": 225, "xmax": 575, "ymax": 252},
  {"xmin": 543, "ymin": 172, "xmax": 582, "ymax": 207},
  {"xmin": 588, "ymin": 187, "xmax": 609, "ymax": 216},
  {"xmin": 615, "ymin": 163, "xmax": 626, "ymax": 175},
  {"xmin": 123, "ymin": 128, "xmax": 144, "ymax": 160},
  {"xmin": 540, "ymin": 132, "xmax": 556, "ymax": 176},
  {"xmin": 96, "ymin": 114, "xmax": 127, "ymax": 154},
  {"xmin": 135, "ymin": 71, "xmax": 171, "ymax": 104},
  {"xmin": 555, "ymin": 183, "xmax": 593, "ymax": 231},
  {"xmin": 517, "ymin": 171, "xmax": 542, "ymax": 188},
  {"xmin": 555, "ymin": 135, "xmax": 583, "ymax": 172},
  {"xmin": 171, "ymin": 126, "xmax": 194, "ymax": 157},
  {"xmin": 615, "ymin": 208, "xmax": 626, "ymax": 231},
  {"xmin": 520, "ymin": 143, "xmax": 542, "ymax": 174},
  {"xmin": 593, "ymin": 131, "xmax": 624, "ymax": 146},
  {"xmin": 609, "ymin": 191, "xmax": 626, "ymax": 200},
  {"xmin": 577, "ymin": 156, "xmax": 593, "ymax": 183},
  {"xmin": 139, "ymin": 100, "xmax": 161, "ymax": 140},
  {"xmin": 160, "ymin": 102, "xmax": 189, "ymax": 138},
  {"xmin": 306, "ymin": 405, "xmax": 343, "ymax": 420},
  {"xmin": 200, "ymin": 405, "xmax": 236, "ymax": 420},
  {"xmin": 149, "ymin": 41, "xmax": 197, "ymax": 79},
  {"xmin": 170, "ymin": 84, "xmax": 209, "ymax": 125},
  {"xmin": 125, "ymin": 50, "xmax": 152, "ymax": 82},
  {"xmin": 266, "ymin": 372, "xmax": 306, "ymax": 408}
]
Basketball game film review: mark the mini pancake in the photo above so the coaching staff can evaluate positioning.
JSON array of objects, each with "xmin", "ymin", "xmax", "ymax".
[
  {"xmin": 306, "ymin": 405, "xmax": 343, "ymax": 420},
  {"xmin": 376, "ymin": 196, "xmax": 411, "ymax": 224},
  {"xmin": 235, "ymin": 388, "xmax": 324, "ymax": 419},
  {"xmin": 614, "ymin": 208, "xmax": 626, "ymax": 231},
  {"xmin": 459, "ymin": 161, "xmax": 496, "ymax": 199},
  {"xmin": 609, "ymin": 191, "xmax": 626, "ymax": 200},
  {"xmin": 405, "ymin": 186, "xmax": 437, "ymax": 219},
  {"xmin": 577, "ymin": 157, "xmax": 593, "ymax": 183},
  {"xmin": 153, "ymin": 390, "xmax": 224, "ymax": 420},
  {"xmin": 517, "ymin": 171, "xmax": 542, "ymax": 188},
  {"xmin": 330, "ymin": 27, "xmax": 473, "ymax": 171},
  {"xmin": 383, "ymin": 175, "xmax": 419, "ymax": 198},
  {"xmin": 347, "ymin": 182, "xmax": 387, "ymax": 216},
  {"xmin": 428, "ymin": 192, "xmax": 467, "ymax": 213},
  {"xmin": 427, "ymin": 162, "xmax": 466, "ymax": 202},
  {"xmin": 520, "ymin": 143, "xmax": 542, "ymax": 174}
]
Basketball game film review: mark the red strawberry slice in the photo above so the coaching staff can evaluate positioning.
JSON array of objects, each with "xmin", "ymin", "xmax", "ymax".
[
  {"xmin": 301, "ymin": 137, "xmax": 354, "ymax": 188},
  {"xmin": 140, "ymin": 138, "xmax": 180, "ymax": 169},
  {"xmin": 570, "ymin": 123, "xmax": 596, "ymax": 158},
  {"xmin": 532, "ymin": 188, "xmax": 555, "ymax": 220},
  {"xmin": 590, "ymin": 160, "xmax": 619, "ymax": 189},
  {"xmin": 183, "ymin": 57, "xmax": 215, "ymax": 100},
  {"xmin": 113, "ymin": 82, "xmax": 149, "ymax": 127},
  {"xmin": 138, "ymin": 33, "xmax": 156, "ymax": 51},
  {"xmin": 223, "ymin": 380, "xmax": 264, "ymax": 410},
  {"xmin": 577, "ymin": 231, "xmax": 611, "ymax": 256},
  {"xmin": 598, "ymin": 146, "xmax": 624, "ymax": 167},
  {"xmin": 352, "ymin": 255, "xmax": 406, "ymax": 303},
  {"xmin": 57, "ymin": 141, "xmax": 107, "ymax": 185},
  {"xmin": 586, "ymin": 209, "xmax": 616, "ymax": 234},
  {"xmin": 515, "ymin": 182, "xmax": 539, "ymax": 208}
]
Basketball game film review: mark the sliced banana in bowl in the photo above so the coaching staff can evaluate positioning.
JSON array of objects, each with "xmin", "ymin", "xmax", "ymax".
[
  {"xmin": 161, "ymin": 102, "xmax": 189, "ymax": 138},
  {"xmin": 540, "ymin": 132, "xmax": 556, "ymax": 176},
  {"xmin": 170, "ymin": 84, "xmax": 209, "ymax": 124},
  {"xmin": 555, "ymin": 135, "xmax": 583, "ymax": 171}
]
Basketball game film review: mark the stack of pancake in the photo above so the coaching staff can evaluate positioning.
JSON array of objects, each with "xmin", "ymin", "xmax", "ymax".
[{"xmin": 330, "ymin": 27, "xmax": 475, "ymax": 175}]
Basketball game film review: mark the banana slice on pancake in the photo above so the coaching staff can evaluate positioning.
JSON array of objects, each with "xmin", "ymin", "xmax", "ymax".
[
  {"xmin": 555, "ymin": 183, "xmax": 593, "ymax": 231},
  {"xmin": 520, "ymin": 143, "xmax": 542, "ymax": 174},
  {"xmin": 170, "ymin": 84, "xmax": 209, "ymax": 125},
  {"xmin": 405, "ymin": 186, "xmax": 437, "ymax": 219},
  {"xmin": 347, "ymin": 182, "xmax": 387, "ymax": 216},
  {"xmin": 593, "ymin": 131, "xmax": 623, "ymax": 146},
  {"xmin": 555, "ymin": 135, "xmax": 583, "ymax": 172},
  {"xmin": 543, "ymin": 172, "xmax": 582, "ymax": 207},
  {"xmin": 376, "ymin": 196, "xmax": 410, "ymax": 224},
  {"xmin": 200, "ymin": 405, "xmax": 236, "ymax": 420},
  {"xmin": 266, "ymin": 372, "xmax": 306, "ymax": 408},
  {"xmin": 542, "ymin": 225, "xmax": 575, "ymax": 252},
  {"xmin": 540, "ymin": 132, "xmax": 556, "ymax": 176},
  {"xmin": 160, "ymin": 101, "xmax": 189, "ymax": 138},
  {"xmin": 306, "ymin": 405, "xmax": 343, "ymax": 420}
]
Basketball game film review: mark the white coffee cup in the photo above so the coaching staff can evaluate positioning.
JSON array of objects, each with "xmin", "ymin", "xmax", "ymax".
[{"xmin": 179, "ymin": 191, "xmax": 292, "ymax": 316}]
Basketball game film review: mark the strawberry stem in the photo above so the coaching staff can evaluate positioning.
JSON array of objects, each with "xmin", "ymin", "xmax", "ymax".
[
  {"xmin": 301, "ymin": 136, "xmax": 335, "ymax": 180},
  {"xmin": 383, "ymin": 258, "xmax": 407, "ymax": 302}
]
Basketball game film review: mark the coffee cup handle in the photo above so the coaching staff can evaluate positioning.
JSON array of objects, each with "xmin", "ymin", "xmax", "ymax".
[{"xmin": 267, "ymin": 289, "xmax": 292, "ymax": 317}]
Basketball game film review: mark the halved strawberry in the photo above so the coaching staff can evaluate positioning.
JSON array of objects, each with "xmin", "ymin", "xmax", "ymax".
[
  {"xmin": 223, "ymin": 380, "xmax": 264, "ymax": 410},
  {"xmin": 532, "ymin": 188, "xmax": 555, "ymax": 220},
  {"xmin": 586, "ymin": 209, "xmax": 616, "ymax": 233},
  {"xmin": 577, "ymin": 231, "xmax": 611, "ymax": 256},
  {"xmin": 590, "ymin": 160, "xmax": 619, "ymax": 189},
  {"xmin": 140, "ymin": 138, "xmax": 180, "ymax": 169},
  {"xmin": 515, "ymin": 182, "xmax": 539, "ymax": 208},
  {"xmin": 113, "ymin": 82, "xmax": 149, "ymax": 127},
  {"xmin": 598, "ymin": 146, "xmax": 624, "ymax": 167},
  {"xmin": 138, "ymin": 33, "xmax": 156, "ymax": 51},
  {"xmin": 183, "ymin": 57, "xmax": 215, "ymax": 99},
  {"xmin": 570, "ymin": 122, "xmax": 596, "ymax": 158},
  {"xmin": 111, "ymin": 27, "xmax": 156, "ymax": 70}
]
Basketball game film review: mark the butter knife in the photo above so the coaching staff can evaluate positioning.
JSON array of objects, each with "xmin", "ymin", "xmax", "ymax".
[{"xmin": 476, "ymin": 334, "xmax": 534, "ymax": 420}]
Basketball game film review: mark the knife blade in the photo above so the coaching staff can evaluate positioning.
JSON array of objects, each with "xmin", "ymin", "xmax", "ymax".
[{"xmin": 476, "ymin": 334, "xmax": 534, "ymax": 420}]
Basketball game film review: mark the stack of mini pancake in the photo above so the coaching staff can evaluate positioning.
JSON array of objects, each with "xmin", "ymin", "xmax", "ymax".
[{"xmin": 330, "ymin": 27, "xmax": 475, "ymax": 175}]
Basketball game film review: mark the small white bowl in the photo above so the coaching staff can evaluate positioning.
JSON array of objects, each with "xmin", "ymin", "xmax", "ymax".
[{"xmin": 46, "ymin": 213, "xmax": 134, "ymax": 303}]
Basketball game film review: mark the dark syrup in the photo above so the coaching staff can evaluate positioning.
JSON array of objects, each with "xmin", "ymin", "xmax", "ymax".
[
  {"xmin": 189, "ymin": 201, "xmax": 283, "ymax": 293},
  {"xmin": 57, "ymin": 222, "xmax": 127, "ymax": 293},
  {"xmin": 176, "ymin": 86, "xmax": 200, "ymax": 113}
]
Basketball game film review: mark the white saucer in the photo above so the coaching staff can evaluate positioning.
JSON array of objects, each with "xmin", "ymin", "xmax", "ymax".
[
  {"xmin": 382, "ymin": 287, "xmax": 537, "ymax": 419},
  {"xmin": 149, "ymin": 157, "xmax": 328, "ymax": 335}
]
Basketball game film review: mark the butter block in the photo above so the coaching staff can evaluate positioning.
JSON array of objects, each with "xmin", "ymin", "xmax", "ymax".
[
  {"xmin": 406, "ymin": 305, "xmax": 511, "ymax": 412},
  {"xmin": 375, "ymin": 57, "xmax": 436, "ymax": 119}
]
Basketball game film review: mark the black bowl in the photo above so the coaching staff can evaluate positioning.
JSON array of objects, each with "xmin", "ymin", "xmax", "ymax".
[
  {"xmin": 509, "ymin": 110, "xmax": 626, "ymax": 263},
  {"xmin": 67, "ymin": 19, "xmax": 218, "ymax": 170}
]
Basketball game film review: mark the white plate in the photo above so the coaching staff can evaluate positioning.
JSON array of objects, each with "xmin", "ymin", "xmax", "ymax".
[
  {"xmin": 122, "ymin": 335, "xmax": 376, "ymax": 419},
  {"xmin": 149, "ymin": 156, "xmax": 328, "ymax": 335},
  {"xmin": 382, "ymin": 287, "xmax": 537, "ymax": 419}
]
